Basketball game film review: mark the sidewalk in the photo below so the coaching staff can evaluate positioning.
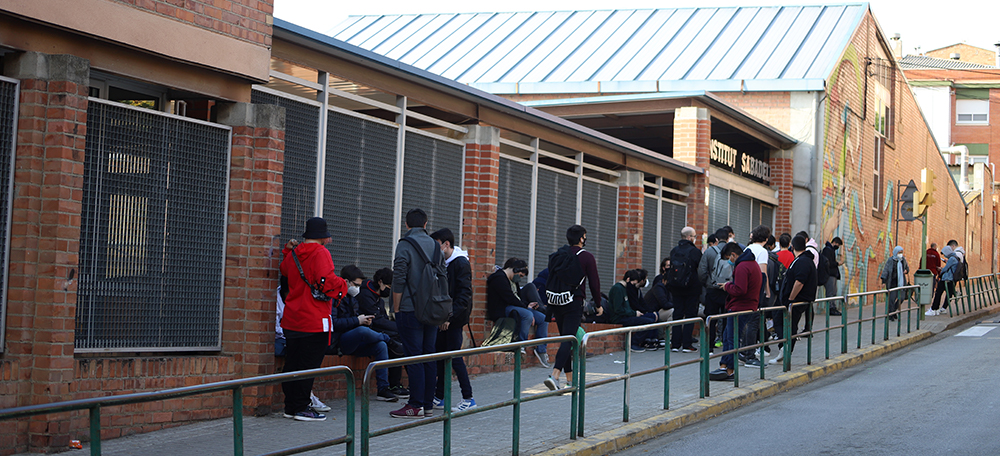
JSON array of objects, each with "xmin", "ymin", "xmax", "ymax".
[{"xmin": 40, "ymin": 302, "xmax": 999, "ymax": 456}]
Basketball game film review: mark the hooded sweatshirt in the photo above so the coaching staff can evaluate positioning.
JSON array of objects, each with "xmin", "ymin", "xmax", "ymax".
[
  {"xmin": 279, "ymin": 242, "xmax": 348, "ymax": 334},
  {"xmin": 940, "ymin": 246, "xmax": 959, "ymax": 281},
  {"xmin": 723, "ymin": 249, "xmax": 762, "ymax": 312},
  {"xmin": 445, "ymin": 246, "xmax": 473, "ymax": 327}
]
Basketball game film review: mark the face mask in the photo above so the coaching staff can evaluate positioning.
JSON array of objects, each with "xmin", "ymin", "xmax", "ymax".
[
  {"xmin": 347, "ymin": 285, "xmax": 360, "ymax": 297},
  {"xmin": 379, "ymin": 287, "xmax": 391, "ymax": 298},
  {"xmin": 834, "ymin": 245, "xmax": 840, "ymax": 250},
  {"xmin": 512, "ymin": 274, "xmax": 525, "ymax": 286},
  {"xmin": 897, "ymin": 253, "xmax": 903, "ymax": 260},
  {"xmin": 727, "ymin": 259, "xmax": 735, "ymax": 267}
]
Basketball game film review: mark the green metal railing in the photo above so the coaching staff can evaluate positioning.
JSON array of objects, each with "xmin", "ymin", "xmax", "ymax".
[
  {"xmin": 359, "ymin": 335, "xmax": 579, "ymax": 456},
  {"xmin": 0, "ymin": 365, "xmax": 356, "ymax": 456},
  {"xmin": 953, "ymin": 274, "xmax": 1000, "ymax": 316},
  {"xmin": 575, "ymin": 317, "xmax": 704, "ymax": 436},
  {"xmin": 703, "ymin": 306, "xmax": 788, "ymax": 393}
]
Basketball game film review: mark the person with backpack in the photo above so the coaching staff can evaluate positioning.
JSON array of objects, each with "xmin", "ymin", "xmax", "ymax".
[
  {"xmin": 544, "ymin": 225, "xmax": 602, "ymax": 391},
  {"xmin": 390, "ymin": 208, "xmax": 449, "ymax": 419},
  {"xmin": 879, "ymin": 246, "xmax": 909, "ymax": 321},
  {"xmin": 278, "ymin": 217, "xmax": 348, "ymax": 422},
  {"xmin": 929, "ymin": 245, "xmax": 959, "ymax": 315},
  {"xmin": 668, "ymin": 227, "xmax": 703, "ymax": 353},
  {"xmin": 698, "ymin": 228, "xmax": 732, "ymax": 353},
  {"xmin": 769, "ymin": 235, "xmax": 818, "ymax": 364},
  {"xmin": 709, "ymin": 241, "xmax": 763, "ymax": 380},
  {"xmin": 356, "ymin": 267, "xmax": 410, "ymax": 399},
  {"xmin": 822, "ymin": 237, "xmax": 844, "ymax": 315},
  {"xmin": 486, "ymin": 258, "xmax": 547, "ymax": 358},
  {"xmin": 429, "ymin": 228, "xmax": 477, "ymax": 412}
]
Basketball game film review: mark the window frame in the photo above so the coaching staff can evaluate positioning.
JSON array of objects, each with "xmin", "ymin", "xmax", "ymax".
[{"xmin": 956, "ymin": 99, "xmax": 989, "ymax": 125}]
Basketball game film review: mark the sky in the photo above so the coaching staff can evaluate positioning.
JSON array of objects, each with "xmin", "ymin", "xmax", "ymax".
[{"xmin": 274, "ymin": 0, "xmax": 999, "ymax": 57}]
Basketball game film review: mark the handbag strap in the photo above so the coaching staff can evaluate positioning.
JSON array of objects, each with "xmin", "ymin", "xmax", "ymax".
[{"xmin": 291, "ymin": 248, "xmax": 322, "ymax": 296}]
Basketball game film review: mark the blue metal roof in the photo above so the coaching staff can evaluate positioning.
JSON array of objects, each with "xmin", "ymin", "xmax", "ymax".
[{"xmin": 326, "ymin": 4, "xmax": 869, "ymax": 94}]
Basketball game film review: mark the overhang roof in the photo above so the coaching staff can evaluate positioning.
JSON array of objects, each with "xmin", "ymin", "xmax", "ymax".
[
  {"xmin": 325, "ymin": 4, "xmax": 868, "ymax": 94},
  {"xmin": 899, "ymin": 55, "xmax": 996, "ymax": 70},
  {"xmin": 273, "ymin": 19, "xmax": 702, "ymax": 176}
]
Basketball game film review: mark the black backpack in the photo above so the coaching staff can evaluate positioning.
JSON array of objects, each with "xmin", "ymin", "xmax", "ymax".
[
  {"xmin": 667, "ymin": 249, "xmax": 695, "ymax": 289},
  {"xmin": 814, "ymin": 247, "xmax": 829, "ymax": 284},
  {"xmin": 401, "ymin": 237, "xmax": 452, "ymax": 326},
  {"xmin": 546, "ymin": 245, "xmax": 586, "ymax": 306},
  {"xmin": 955, "ymin": 256, "xmax": 969, "ymax": 281}
]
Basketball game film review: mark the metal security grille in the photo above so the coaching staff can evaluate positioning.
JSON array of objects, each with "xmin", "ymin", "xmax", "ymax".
[
  {"xmin": 661, "ymin": 202, "xmax": 686, "ymax": 259},
  {"xmin": 495, "ymin": 157, "xmax": 532, "ymax": 265},
  {"xmin": 0, "ymin": 77, "xmax": 18, "ymax": 351},
  {"xmin": 77, "ymin": 99, "xmax": 230, "ymax": 351},
  {"xmin": 708, "ymin": 185, "xmax": 729, "ymax": 233},
  {"xmin": 402, "ymin": 131, "xmax": 463, "ymax": 237},
  {"xmin": 250, "ymin": 89, "xmax": 319, "ymax": 244},
  {"xmin": 642, "ymin": 196, "xmax": 658, "ymax": 272},
  {"xmin": 751, "ymin": 199, "xmax": 762, "ymax": 229},
  {"xmin": 731, "ymin": 193, "xmax": 752, "ymax": 244},
  {"xmin": 534, "ymin": 168, "xmax": 577, "ymax": 277},
  {"xmin": 761, "ymin": 204, "xmax": 774, "ymax": 232},
  {"xmin": 324, "ymin": 111, "xmax": 398, "ymax": 277},
  {"xmin": 581, "ymin": 180, "xmax": 617, "ymax": 290}
]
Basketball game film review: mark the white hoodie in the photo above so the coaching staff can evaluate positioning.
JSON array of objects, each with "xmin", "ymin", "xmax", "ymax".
[{"xmin": 446, "ymin": 245, "xmax": 469, "ymax": 266}]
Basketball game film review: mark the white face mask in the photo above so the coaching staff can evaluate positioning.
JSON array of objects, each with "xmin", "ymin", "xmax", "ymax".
[
  {"xmin": 347, "ymin": 285, "xmax": 361, "ymax": 297},
  {"xmin": 896, "ymin": 253, "xmax": 904, "ymax": 260}
]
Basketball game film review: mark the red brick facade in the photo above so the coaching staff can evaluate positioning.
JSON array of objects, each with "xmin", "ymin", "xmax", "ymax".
[
  {"xmin": 615, "ymin": 173, "xmax": 645, "ymax": 276},
  {"xmin": 674, "ymin": 107, "xmax": 710, "ymax": 244},
  {"xmin": 769, "ymin": 153, "xmax": 794, "ymax": 236},
  {"xmin": 115, "ymin": 0, "xmax": 274, "ymax": 47}
]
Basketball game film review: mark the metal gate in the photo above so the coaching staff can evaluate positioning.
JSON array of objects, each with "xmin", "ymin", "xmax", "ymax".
[
  {"xmin": 496, "ymin": 156, "xmax": 532, "ymax": 265},
  {"xmin": 0, "ymin": 76, "xmax": 18, "ymax": 351}
]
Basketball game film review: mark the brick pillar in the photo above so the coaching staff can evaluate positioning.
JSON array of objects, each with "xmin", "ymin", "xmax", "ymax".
[
  {"xmin": 1, "ymin": 52, "xmax": 89, "ymax": 451},
  {"xmin": 615, "ymin": 171, "xmax": 645, "ymax": 277},
  {"xmin": 217, "ymin": 102, "xmax": 286, "ymax": 415},
  {"xmin": 770, "ymin": 150, "xmax": 794, "ymax": 235},
  {"xmin": 460, "ymin": 126, "xmax": 500, "ymax": 344},
  {"xmin": 674, "ymin": 107, "xmax": 710, "ymax": 244}
]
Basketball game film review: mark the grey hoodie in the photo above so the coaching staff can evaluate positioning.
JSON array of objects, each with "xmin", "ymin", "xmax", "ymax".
[{"xmin": 392, "ymin": 227, "xmax": 439, "ymax": 313}]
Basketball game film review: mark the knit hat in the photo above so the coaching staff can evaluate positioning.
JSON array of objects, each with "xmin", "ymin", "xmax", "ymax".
[{"xmin": 302, "ymin": 217, "xmax": 332, "ymax": 240}]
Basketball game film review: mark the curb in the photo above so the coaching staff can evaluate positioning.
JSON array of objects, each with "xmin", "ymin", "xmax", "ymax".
[{"xmin": 537, "ymin": 305, "xmax": 1000, "ymax": 456}]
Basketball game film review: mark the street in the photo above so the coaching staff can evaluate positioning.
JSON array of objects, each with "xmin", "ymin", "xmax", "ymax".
[{"xmin": 615, "ymin": 318, "xmax": 1000, "ymax": 456}]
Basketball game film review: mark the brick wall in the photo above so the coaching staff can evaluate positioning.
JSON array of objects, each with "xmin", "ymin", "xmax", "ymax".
[
  {"xmin": 461, "ymin": 126, "xmax": 501, "ymax": 343},
  {"xmin": 674, "ymin": 107, "xmax": 710, "ymax": 244},
  {"xmin": 925, "ymin": 44, "xmax": 997, "ymax": 67},
  {"xmin": 714, "ymin": 92, "xmax": 792, "ymax": 133},
  {"xmin": 769, "ymin": 154, "xmax": 794, "ymax": 235},
  {"xmin": 615, "ymin": 173, "xmax": 644, "ymax": 276},
  {"xmin": 113, "ymin": 0, "xmax": 273, "ymax": 47}
]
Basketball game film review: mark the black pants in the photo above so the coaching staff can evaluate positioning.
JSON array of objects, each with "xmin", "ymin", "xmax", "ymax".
[
  {"xmin": 281, "ymin": 332, "xmax": 329, "ymax": 415},
  {"xmin": 436, "ymin": 323, "xmax": 473, "ymax": 400},
  {"xmin": 703, "ymin": 288, "xmax": 726, "ymax": 348},
  {"xmin": 773, "ymin": 301, "xmax": 812, "ymax": 353},
  {"xmin": 551, "ymin": 300, "xmax": 583, "ymax": 373},
  {"xmin": 932, "ymin": 280, "xmax": 955, "ymax": 310},
  {"xmin": 671, "ymin": 293, "xmax": 700, "ymax": 349}
]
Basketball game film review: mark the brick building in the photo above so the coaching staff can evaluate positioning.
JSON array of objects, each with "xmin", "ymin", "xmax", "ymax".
[{"xmin": 923, "ymin": 43, "xmax": 999, "ymax": 67}]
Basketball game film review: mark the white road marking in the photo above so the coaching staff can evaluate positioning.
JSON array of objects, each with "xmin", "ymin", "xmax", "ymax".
[{"xmin": 955, "ymin": 326, "xmax": 996, "ymax": 337}]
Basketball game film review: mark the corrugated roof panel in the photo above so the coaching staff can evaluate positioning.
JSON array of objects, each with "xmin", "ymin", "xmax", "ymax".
[
  {"xmin": 540, "ymin": 10, "xmax": 617, "ymax": 82},
  {"xmin": 661, "ymin": 7, "xmax": 739, "ymax": 80},
  {"xmin": 461, "ymin": 12, "xmax": 551, "ymax": 83},
  {"xmin": 732, "ymin": 7, "xmax": 802, "ymax": 80},
  {"xmin": 612, "ymin": 9, "xmax": 693, "ymax": 81},
  {"xmin": 592, "ymin": 9, "xmax": 675, "ymax": 81},
  {"xmin": 685, "ymin": 7, "xmax": 759, "ymax": 80},
  {"xmin": 806, "ymin": 4, "xmax": 868, "ymax": 77},
  {"xmin": 425, "ymin": 13, "xmax": 512, "ymax": 77},
  {"xmin": 496, "ymin": 11, "xmax": 582, "ymax": 83},
  {"xmin": 360, "ymin": 15, "xmax": 419, "ymax": 51},
  {"xmin": 347, "ymin": 15, "xmax": 405, "ymax": 46},
  {"xmin": 566, "ymin": 10, "xmax": 655, "ymax": 82},
  {"xmin": 756, "ymin": 6, "xmax": 823, "ymax": 79},
  {"xmin": 372, "ymin": 15, "xmax": 433, "ymax": 58},
  {"xmin": 378, "ymin": 14, "xmax": 452, "ymax": 61},
  {"xmin": 706, "ymin": 7, "xmax": 780, "ymax": 79},
  {"xmin": 780, "ymin": 5, "xmax": 845, "ymax": 79},
  {"xmin": 327, "ymin": 16, "xmax": 379, "ymax": 42},
  {"xmin": 482, "ymin": 11, "xmax": 575, "ymax": 83},
  {"xmin": 637, "ymin": 8, "xmax": 717, "ymax": 81},
  {"xmin": 409, "ymin": 14, "xmax": 487, "ymax": 69},
  {"xmin": 443, "ymin": 12, "xmax": 538, "ymax": 82}
]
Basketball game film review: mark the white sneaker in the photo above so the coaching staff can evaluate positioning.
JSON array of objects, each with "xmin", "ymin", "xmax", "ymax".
[
  {"xmin": 925, "ymin": 309, "xmax": 937, "ymax": 317},
  {"xmin": 452, "ymin": 398, "xmax": 477, "ymax": 412},
  {"xmin": 309, "ymin": 393, "xmax": 331, "ymax": 412},
  {"xmin": 769, "ymin": 352, "xmax": 784, "ymax": 365}
]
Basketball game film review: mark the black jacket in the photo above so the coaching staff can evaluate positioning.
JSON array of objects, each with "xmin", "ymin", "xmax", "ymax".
[
  {"xmin": 486, "ymin": 269, "xmax": 524, "ymax": 321},
  {"xmin": 669, "ymin": 239, "xmax": 703, "ymax": 297},
  {"xmin": 645, "ymin": 280, "xmax": 673, "ymax": 311},
  {"xmin": 446, "ymin": 254, "xmax": 473, "ymax": 327},
  {"xmin": 356, "ymin": 280, "xmax": 396, "ymax": 335},
  {"xmin": 822, "ymin": 243, "xmax": 841, "ymax": 280},
  {"xmin": 329, "ymin": 294, "xmax": 362, "ymax": 348}
]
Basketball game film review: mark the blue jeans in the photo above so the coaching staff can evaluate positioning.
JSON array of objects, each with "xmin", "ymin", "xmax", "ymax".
[
  {"xmin": 435, "ymin": 322, "xmax": 473, "ymax": 400},
  {"xmin": 339, "ymin": 326, "xmax": 390, "ymax": 390},
  {"xmin": 615, "ymin": 313, "xmax": 658, "ymax": 348},
  {"xmin": 395, "ymin": 311, "xmax": 437, "ymax": 410},
  {"xmin": 505, "ymin": 305, "xmax": 548, "ymax": 353},
  {"xmin": 721, "ymin": 313, "xmax": 753, "ymax": 368}
]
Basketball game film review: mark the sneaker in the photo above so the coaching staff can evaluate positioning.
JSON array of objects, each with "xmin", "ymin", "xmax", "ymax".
[
  {"xmin": 452, "ymin": 398, "xmax": 477, "ymax": 412},
  {"xmin": 520, "ymin": 347, "xmax": 526, "ymax": 355},
  {"xmin": 744, "ymin": 358, "xmax": 765, "ymax": 368},
  {"xmin": 389, "ymin": 404, "xmax": 424, "ymax": 419},
  {"xmin": 533, "ymin": 349, "xmax": 551, "ymax": 368},
  {"xmin": 630, "ymin": 345, "xmax": 646, "ymax": 353},
  {"xmin": 544, "ymin": 376, "xmax": 558, "ymax": 391},
  {"xmin": 432, "ymin": 397, "xmax": 444, "ymax": 409},
  {"xmin": 769, "ymin": 352, "xmax": 784, "ymax": 364},
  {"xmin": 389, "ymin": 385, "xmax": 410, "ymax": 399},
  {"xmin": 282, "ymin": 412, "xmax": 294, "ymax": 419},
  {"xmin": 376, "ymin": 388, "xmax": 398, "ymax": 402},
  {"xmin": 829, "ymin": 308, "xmax": 842, "ymax": 316},
  {"xmin": 681, "ymin": 346, "xmax": 698, "ymax": 353},
  {"xmin": 709, "ymin": 368, "xmax": 734, "ymax": 381},
  {"xmin": 293, "ymin": 410, "xmax": 327, "ymax": 421},
  {"xmin": 671, "ymin": 347, "xmax": 681, "ymax": 353},
  {"xmin": 714, "ymin": 341, "xmax": 723, "ymax": 348},
  {"xmin": 423, "ymin": 408, "xmax": 434, "ymax": 418},
  {"xmin": 309, "ymin": 394, "xmax": 331, "ymax": 412},
  {"xmin": 658, "ymin": 339, "xmax": 667, "ymax": 347}
]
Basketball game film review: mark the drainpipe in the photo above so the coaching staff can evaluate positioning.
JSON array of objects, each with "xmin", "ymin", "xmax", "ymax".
[{"xmin": 810, "ymin": 91, "xmax": 825, "ymax": 239}]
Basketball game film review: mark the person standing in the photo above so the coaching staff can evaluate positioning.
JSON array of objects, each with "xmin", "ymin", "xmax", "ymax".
[
  {"xmin": 770, "ymin": 235, "xmax": 817, "ymax": 364},
  {"xmin": 929, "ymin": 245, "xmax": 958, "ymax": 316},
  {"xmin": 668, "ymin": 227, "xmax": 703, "ymax": 353},
  {"xmin": 710, "ymin": 241, "xmax": 763, "ymax": 380},
  {"xmin": 543, "ymin": 225, "xmax": 601, "ymax": 391},
  {"xmin": 776, "ymin": 233, "xmax": 794, "ymax": 269},
  {"xmin": 429, "ymin": 228, "xmax": 477, "ymax": 412},
  {"xmin": 698, "ymin": 228, "xmax": 732, "ymax": 353},
  {"xmin": 390, "ymin": 208, "xmax": 443, "ymax": 419},
  {"xmin": 278, "ymin": 217, "xmax": 348, "ymax": 422},
  {"xmin": 822, "ymin": 237, "xmax": 844, "ymax": 315},
  {"xmin": 880, "ymin": 246, "xmax": 910, "ymax": 321}
]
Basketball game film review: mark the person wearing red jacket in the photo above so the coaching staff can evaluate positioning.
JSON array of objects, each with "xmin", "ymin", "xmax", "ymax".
[
  {"xmin": 278, "ymin": 217, "xmax": 347, "ymax": 421},
  {"xmin": 710, "ymin": 242, "xmax": 762, "ymax": 381}
]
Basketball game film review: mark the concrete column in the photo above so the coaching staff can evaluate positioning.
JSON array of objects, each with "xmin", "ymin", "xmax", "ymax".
[
  {"xmin": 770, "ymin": 149, "xmax": 794, "ymax": 236},
  {"xmin": 1, "ymin": 51, "xmax": 89, "ymax": 452},
  {"xmin": 674, "ymin": 107, "xmax": 711, "ymax": 244},
  {"xmin": 615, "ymin": 171, "xmax": 645, "ymax": 278},
  {"xmin": 217, "ymin": 102, "xmax": 286, "ymax": 415},
  {"xmin": 460, "ymin": 125, "xmax": 501, "ymax": 344}
]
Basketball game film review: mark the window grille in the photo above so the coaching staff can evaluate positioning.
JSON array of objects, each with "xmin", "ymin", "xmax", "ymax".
[
  {"xmin": 751, "ymin": 199, "xmax": 762, "ymax": 229},
  {"xmin": 709, "ymin": 185, "xmax": 729, "ymax": 233},
  {"xmin": 496, "ymin": 157, "xmax": 533, "ymax": 265},
  {"xmin": 324, "ymin": 111, "xmax": 398, "ymax": 277},
  {"xmin": 642, "ymin": 196, "xmax": 659, "ymax": 272},
  {"xmin": 761, "ymin": 204, "xmax": 774, "ymax": 232},
  {"xmin": 76, "ymin": 99, "xmax": 230, "ymax": 351},
  {"xmin": 401, "ymin": 131, "xmax": 464, "ymax": 240},
  {"xmin": 0, "ymin": 77, "xmax": 18, "ymax": 351},
  {"xmin": 661, "ymin": 202, "xmax": 686, "ymax": 257},
  {"xmin": 581, "ymin": 180, "xmax": 618, "ymax": 290},
  {"xmin": 533, "ymin": 168, "xmax": 577, "ymax": 278},
  {"xmin": 250, "ymin": 89, "xmax": 320, "ymax": 245},
  {"xmin": 731, "ymin": 193, "xmax": 752, "ymax": 244}
]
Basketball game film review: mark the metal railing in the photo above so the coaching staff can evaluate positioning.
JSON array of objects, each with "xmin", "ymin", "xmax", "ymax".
[
  {"xmin": 0, "ymin": 366, "xmax": 356, "ymax": 456},
  {"xmin": 953, "ymin": 275, "xmax": 1000, "ymax": 316},
  {"xmin": 703, "ymin": 306, "xmax": 788, "ymax": 393},
  {"xmin": 575, "ymin": 317, "xmax": 704, "ymax": 436},
  {"xmin": 360, "ymin": 335, "xmax": 579, "ymax": 456}
]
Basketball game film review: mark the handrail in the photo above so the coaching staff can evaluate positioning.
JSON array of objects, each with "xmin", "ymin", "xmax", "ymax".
[
  {"xmin": 575, "ymin": 317, "xmax": 704, "ymax": 435},
  {"xmin": 360, "ymin": 335, "xmax": 580, "ymax": 456},
  {"xmin": 704, "ymin": 306, "xmax": 789, "ymax": 387},
  {"xmin": 0, "ymin": 366, "xmax": 356, "ymax": 456}
]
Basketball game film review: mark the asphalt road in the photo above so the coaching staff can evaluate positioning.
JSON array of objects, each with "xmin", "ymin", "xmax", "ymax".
[{"xmin": 615, "ymin": 318, "xmax": 1000, "ymax": 456}]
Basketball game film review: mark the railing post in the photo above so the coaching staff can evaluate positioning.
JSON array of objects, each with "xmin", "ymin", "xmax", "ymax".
[
  {"xmin": 569, "ymin": 337, "xmax": 579, "ymax": 441},
  {"xmin": 758, "ymin": 309, "xmax": 766, "ymax": 379},
  {"xmin": 444, "ymin": 357, "xmax": 453, "ymax": 456},
  {"xmin": 512, "ymin": 350, "xmax": 522, "ymax": 455},
  {"xmin": 232, "ymin": 388, "xmax": 244, "ymax": 456},
  {"xmin": 841, "ymin": 297, "xmax": 848, "ymax": 354},
  {"xmin": 963, "ymin": 279, "xmax": 971, "ymax": 315},
  {"xmin": 623, "ymin": 331, "xmax": 631, "ymax": 423},
  {"xmin": 361, "ymin": 368, "xmax": 372, "ymax": 456},
  {"xmin": 345, "ymin": 369, "xmax": 356, "ymax": 456},
  {"xmin": 577, "ymin": 337, "xmax": 587, "ymax": 437},
  {"xmin": 857, "ymin": 295, "xmax": 864, "ymax": 349},
  {"xmin": 871, "ymin": 294, "xmax": 878, "ymax": 345},
  {"xmin": 782, "ymin": 306, "xmax": 791, "ymax": 372},
  {"xmin": 823, "ymin": 301, "xmax": 831, "ymax": 360},
  {"xmin": 731, "ymin": 315, "xmax": 740, "ymax": 387},
  {"xmin": 663, "ymin": 326, "xmax": 671, "ymax": 410},
  {"xmin": 700, "ymin": 321, "xmax": 710, "ymax": 397},
  {"xmin": 805, "ymin": 303, "xmax": 813, "ymax": 366},
  {"xmin": 883, "ymin": 292, "xmax": 890, "ymax": 342},
  {"xmin": 89, "ymin": 405, "xmax": 101, "ymax": 456}
]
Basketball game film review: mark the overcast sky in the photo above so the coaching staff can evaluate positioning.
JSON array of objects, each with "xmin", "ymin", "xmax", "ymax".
[{"xmin": 274, "ymin": 0, "xmax": 999, "ymax": 57}]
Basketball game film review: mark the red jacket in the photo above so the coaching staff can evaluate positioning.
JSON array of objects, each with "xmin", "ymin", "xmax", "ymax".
[
  {"xmin": 724, "ymin": 249, "xmax": 762, "ymax": 312},
  {"xmin": 926, "ymin": 248, "xmax": 941, "ymax": 277},
  {"xmin": 279, "ymin": 242, "xmax": 347, "ymax": 333}
]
